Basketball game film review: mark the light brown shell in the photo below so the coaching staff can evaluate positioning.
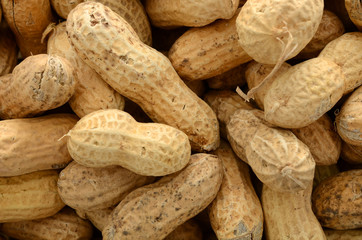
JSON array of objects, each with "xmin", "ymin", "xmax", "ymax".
[
  {"xmin": 0, "ymin": 25, "xmax": 17, "ymax": 76},
  {"xmin": 209, "ymin": 140, "xmax": 263, "ymax": 240},
  {"xmin": 291, "ymin": 114, "xmax": 342, "ymax": 166},
  {"xmin": 47, "ymin": 21, "xmax": 125, "ymax": 118},
  {"xmin": 203, "ymin": 90, "xmax": 254, "ymax": 139},
  {"xmin": 227, "ymin": 109, "xmax": 316, "ymax": 192},
  {"xmin": 76, "ymin": 207, "xmax": 113, "ymax": 231},
  {"xmin": 0, "ymin": 113, "xmax": 78, "ymax": 177},
  {"xmin": 0, "ymin": 170, "xmax": 65, "ymax": 223},
  {"xmin": 264, "ymin": 57, "xmax": 345, "ymax": 129},
  {"xmin": 236, "ymin": 0, "xmax": 324, "ymax": 64},
  {"xmin": 50, "ymin": 0, "xmax": 84, "ymax": 19},
  {"xmin": 324, "ymin": 229, "xmax": 362, "ymax": 240},
  {"xmin": 145, "ymin": 0, "xmax": 239, "ymax": 28},
  {"xmin": 296, "ymin": 10, "xmax": 345, "ymax": 59},
  {"xmin": 262, "ymin": 183, "xmax": 326, "ymax": 239},
  {"xmin": 57, "ymin": 161, "xmax": 155, "ymax": 211},
  {"xmin": 67, "ymin": 109, "xmax": 191, "ymax": 176},
  {"xmin": 245, "ymin": 61, "xmax": 291, "ymax": 110},
  {"xmin": 206, "ymin": 63, "xmax": 248, "ymax": 90},
  {"xmin": 66, "ymin": 2, "xmax": 220, "ymax": 152},
  {"xmin": 168, "ymin": 9, "xmax": 252, "ymax": 81},
  {"xmin": 319, "ymin": 32, "xmax": 362, "ymax": 94},
  {"xmin": 345, "ymin": 0, "xmax": 362, "ymax": 31},
  {"xmin": 0, "ymin": 54, "xmax": 76, "ymax": 119},
  {"xmin": 336, "ymin": 85, "xmax": 362, "ymax": 146},
  {"xmin": 0, "ymin": 207, "xmax": 93, "ymax": 240},
  {"xmin": 102, "ymin": 153, "xmax": 223, "ymax": 240},
  {"xmin": 312, "ymin": 169, "xmax": 362, "ymax": 230},
  {"xmin": 0, "ymin": 0, "xmax": 56, "ymax": 57},
  {"xmin": 164, "ymin": 219, "xmax": 203, "ymax": 240}
]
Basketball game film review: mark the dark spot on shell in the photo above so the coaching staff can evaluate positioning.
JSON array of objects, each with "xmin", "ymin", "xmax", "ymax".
[{"xmin": 122, "ymin": 231, "xmax": 129, "ymax": 235}]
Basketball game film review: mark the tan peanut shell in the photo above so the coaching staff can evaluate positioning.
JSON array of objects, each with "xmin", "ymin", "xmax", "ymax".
[
  {"xmin": 227, "ymin": 109, "xmax": 316, "ymax": 192},
  {"xmin": 102, "ymin": 153, "xmax": 223, "ymax": 240},
  {"xmin": 0, "ymin": 207, "xmax": 93, "ymax": 240},
  {"xmin": 50, "ymin": 0, "xmax": 84, "ymax": 19},
  {"xmin": 58, "ymin": 161, "xmax": 155, "ymax": 211},
  {"xmin": 345, "ymin": 0, "xmax": 362, "ymax": 31},
  {"xmin": 76, "ymin": 207, "xmax": 113, "ymax": 231},
  {"xmin": 0, "ymin": 170, "xmax": 65, "ymax": 223},
  {"xmin": 0, "ymin": 0, "xmax": 56, "ymax": 57},
  {"xmin": 324, "ymin": 229, "xmax": 362, "ymax": 240},
  {"xmin": 66, "ymin": 2, "xmax": 219, "ymax": 152},
  {"xmin": 312, "ymin": 169, "xmax": 362, "ymax": 230},
  {"xmin": 236, "ymin": 0, "xmax": 324, "ymax": 64},
  {"xmin": 206, "ymin": 63, "xmax": 247, "ymax": 90},
  {"xmin": 47, "ymin": 21, "xmax": 125, "ymax": 118},
  {"xmin": 319, "ymin": 32, "xmax": 362, "ymax": 94},
  {"xmin": 168, "ymin": 9, "xmax": 252, "ymax": 81},
  {"xmin": 209, "ymin": 140, "xmax": 263, "ymax": 240},
  {"xmin": 245, "ymin": 61, "xmax": 291, "ymax": 110},
  {"xmin": 264, "ymin": 57, "xmax": 345, "ymax": 129},
  {"xmin": 296, "ymin": 10, "xmax": 345, "ymax": 59},
  {"xmin": 0, "ymin": 113, "xmax": 78, "ymax": 177},
  {"xmin": 336, "ymin": 85, "xmax": 362, "ymax": 146},
  {"xmin": 340, "ymin": 141, "xmax": 362, "ymax": 165},
  {"xmin": 164, "ymin": 219, "xmax": 203, "ymax": 240},
  {"xmin": 0, "ymin": 25, "xmax": 17, "ymax": 76},
  {"xmin": 291, "ymin": 114, "xmax": 341, "ymax": 166},
  {"xmin": 203, "ymin": 90, "xmax": 254, "ymax": 139},
  {"xmin": 67, "ymin": 109, "xmax": 191, "ymax": 176},
  {"xmin": 0, "ymin": 54, "xmax": 76, "ymax": 119},
  {"xmin": 145, "ymin": 0, "xmax": 239, "ymax": 28},
  {"xmin": 262, "ymin": 183, "xmax": 326, "ymax": 239}
]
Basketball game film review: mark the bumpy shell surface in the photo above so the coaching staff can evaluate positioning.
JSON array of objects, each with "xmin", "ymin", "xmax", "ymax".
[
  {"xmin": 145, "ymin": 0, "xmax": 239, "ymax": 28},
  {"xmin": 262, "ymin": 183, "xmax": 326, "ymax": 239},
  {"xmin": 264, "ymin": 57, "xmax": 345, "ymax": 128},
  {"xmin": 0, "ymin": 207, "xmax": 93, "ymax": 240},
  {"xmin": 319, "ymin": 32, "xmax": 362, "ymax": 94},
  {"xmin": 102, "ymin": 153, "xmax": 223, "ymax": 240},
  {"xmin": 58, "ymin": 161, "xmax": 155, "ymax": 211},
  {"xmin": 209, "ymin": 140, "xmax": 263, "ymax": 240},
  {"xmin": 0, "ymin": 170, "xmax": 65, "ymax": 223},
  {"xmin": 47, "ymin": 21, "xmax": 125, "ymax": 118},
  {"xmin": 236, "ymin": 0, "xmax": 324, "ymax": 64},
  {"xmin": 312, "ymin": 169, "xmax": 362, "ymax": 230},
  {"xmin": 0, "ymin": 114, "xmax": 78, "ymax": 177},
  {"xmin": 0, "ymin": 54, "xmax": 76, "ymax": 119},
  {"xmin": 345, "ymin": 0, "xmax": 362, "ymax": 31},
  {"xmin": 66, "ymin": 2, "xmax": 219, "ymax": 151},
  {"xmin": 67, "ymin": 109, "xmax": 191, "ymax": 176},
  {"xmin": 336, "ymin": 85, "xmax": 362, "ymax": 146},
  {"xmin": 168, "ymin": 9, "xmax": 252, "ymax": 81}
]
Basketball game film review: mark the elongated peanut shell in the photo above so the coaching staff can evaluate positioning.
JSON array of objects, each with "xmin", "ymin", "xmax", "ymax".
[
  {"xmin": 145, "ymin": 0, "xmax": 239, "ymax": 28},
  {"xmin": 227, "ymin": 109, "xmax": 315, "ymax": 192},
  {"xmin": 0, "ymin": 0, "xmax": 56, "ymax": 57},
  {"xmin": 168, "ymin": 9, "xmax": 252, "ymax": 81},
  {"xmin": 47, "ymin": 21, "xmax": 125, "ymax": 118},
  {"xmin": 67, "ymin": 109, "xmax": 191, "ymax": 176},
  {"xmin": 345, "ymin": 0, "xmax": 362, "ymax": 31},
  {"xmin": 336, "ymin": 85, "xmax": 362, "ymax": 146},
  {"xmin": 66, "ymin": 2, "xmax": 219, "ymax": 151},
  {"xmin": 0, "ymin": 170, "xmax": 65, "ymax": 223},
  {"xmin": 0, "ymin": 54, "xmax": 76, "ymax": 119},
  {"xmin": 209, "ymin": 140, "xmax": 263, "ymax": 240},
  {"xmin": 292, "ymin": 114, "xmax": 341, "ymax": 166},
  {"xmin": 102, "ymin": 153, "xmax": 223, "ymax": 240},
  {"xmin": 312, "ymin": 169, "xmax": 362, "ymax": 230},
  {"xmin": 0, "ymin": 207, "xmax": 93, "ymax": 240},
  {"xmin": 319, "ymin": 32, "xmax": 362, "ymax": 94},
  {"xmin": 262, "ymin": 183, "xmax": 326, "ymax": 239},
  {"xmin": 0, "ymin": 114, "xmax": 78, "ymax": 177},
  {"xmin": 58, "ymin": 161, "xmax": 155, "ymax": 211},
  {"xmin": 236, "ymin": 0, "xmax": 324, "ymax": 64},
  {"xmin": 0, "ymin": 25, "xmax": 17, "ymax": 76},
  {"xmin": 264, "ymin": 57, "xmax": 345, "ymax": 129}
]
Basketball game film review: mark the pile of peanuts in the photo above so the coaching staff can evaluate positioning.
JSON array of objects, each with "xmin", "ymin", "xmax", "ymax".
[{"xmin": 0, "ymin": 0, "xmax": 361, "ymax": 239}]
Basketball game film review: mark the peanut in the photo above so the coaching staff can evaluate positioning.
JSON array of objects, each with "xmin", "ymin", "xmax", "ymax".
[{"xmin": 345, "ymin": 0, "xmax": 362, "ymax": 31}]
